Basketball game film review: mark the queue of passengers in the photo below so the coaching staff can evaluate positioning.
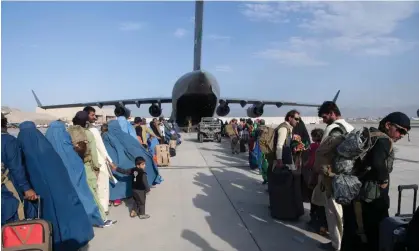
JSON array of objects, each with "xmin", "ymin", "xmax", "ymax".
[
  {"xmin": 1, "ymin": 106, "xmax": 179, "ymax": 250},
  {"xmin": 225, "ymin": 102, "xmax": 417, "ymax": 251}
]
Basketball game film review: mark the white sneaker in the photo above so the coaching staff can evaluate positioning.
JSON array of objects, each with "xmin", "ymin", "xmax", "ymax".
[{"xmin": 103, "ymin": 219, "xmax": 117, "ymax": 227}]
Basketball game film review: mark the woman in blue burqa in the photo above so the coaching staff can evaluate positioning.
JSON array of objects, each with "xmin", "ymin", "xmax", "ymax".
[
  {"xmin": 17, "ymin": 121, "xmax": 94, "ymax": 251},
  {"xmin": 102, "ymin": 120, "xmax": 162, "ymax": 204},
  {"xmin": 45, "ymin": 120, "xmax": 105, "ymax": 227}
]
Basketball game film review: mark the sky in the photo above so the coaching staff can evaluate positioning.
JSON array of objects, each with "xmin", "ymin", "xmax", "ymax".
[{"xmin": 2, "ymin": 1, "xmax": 419, "ymax": 117}]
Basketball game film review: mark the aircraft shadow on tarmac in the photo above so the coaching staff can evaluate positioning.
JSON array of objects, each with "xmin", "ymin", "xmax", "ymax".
[{"xmin": 189, "ymin": 167, "xmax": 326, "ymax": 251}]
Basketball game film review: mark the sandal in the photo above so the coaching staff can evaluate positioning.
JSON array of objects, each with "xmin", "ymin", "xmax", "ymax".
[{"xmin": 130, "ymin": 210, "xmax": 137, "ymax": 218}]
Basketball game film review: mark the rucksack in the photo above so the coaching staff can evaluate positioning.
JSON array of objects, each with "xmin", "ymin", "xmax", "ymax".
[
  {"xmin": 258, "ymin": 123, "xmax": 291, "ymax": 155},
  {"xmin": 225, "ymin": 124, "xmax": 235, "ymax": 137},
  {"xmin": 329, "ymin": 127, "xmax": 393, "ymax": 205},
  {"xmin": 68, "ymin": 125, "xmax": 90, "ymax": 162}
]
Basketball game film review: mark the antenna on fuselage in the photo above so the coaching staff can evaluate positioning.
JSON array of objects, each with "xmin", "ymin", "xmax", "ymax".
[{"xmin": 193, "ymin": 0, "xmax": 204, "ymax": 71}]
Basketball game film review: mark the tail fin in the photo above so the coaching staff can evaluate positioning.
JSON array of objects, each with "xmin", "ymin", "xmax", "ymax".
[
  {"xmin": 31, "ymin": 90, "xmax": 43, "ymax": 107},
  {"xmin": 193, "ymin": 0, "xmax": 204, "ymax": 71},
  {"xmin": 332, "ymin": 90, "xmax": 340, "ymax": 103}
]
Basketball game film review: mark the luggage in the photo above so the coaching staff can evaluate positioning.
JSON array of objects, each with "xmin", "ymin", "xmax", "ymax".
[
  {"xmin": 169, "ymin": 140, "xmax": 177, "ymax": 149},
  {"xmin": 379, "ymin": 184, "xmax": 418, "ymax": 251},
  {"xmin": 169, "ymin": 147, "xmax": 176, "ymax": 157},
  {"xmin": 406, "ymin": 206, "xmax": 419, "ymax": 251},
  {"xmin": 240, "ymin": 139, "xmax": 246, "ymax": 152},
  {"xmin": 2, "ymin": 197, "xmax": 53, "ymax": 251},
  {"xmin": 225, "ymin": 124, "xmax": 235, "ymax": 137},
  {"xmin": 155, "ymin": 144, "xmax": 170, "ymax": 167},
  {"xmin": 269, "ymin": 167, "xmax": 305, "ymax": 221}
]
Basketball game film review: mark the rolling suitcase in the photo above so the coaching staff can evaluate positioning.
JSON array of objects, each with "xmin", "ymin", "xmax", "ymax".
[
  {"xmin": 269, "ymin": 167, "xmax": 305, "ymax": 221},
  {"xmin": 379, "ymin": 184, "xmax": 418, "ymax": 251},
  {"xmin": 2, "ymin": 196, "xmax": 53, "ymax": 251},
  {"xmin": 155, "ymin": 144, "xmax": 170, "ymax": 167}
]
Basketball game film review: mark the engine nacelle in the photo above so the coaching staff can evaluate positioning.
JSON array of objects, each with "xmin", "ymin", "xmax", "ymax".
[
  {"xmin": 246, "ymin": 104, "xmax": 264, "ymax": 118},
  {"xmin": 216, "ymin": 104, "xmax": 230, "ymax": 116},
  {"xmin": 149, "ymin": 104, "xmax": 162, "ymax": 117}
]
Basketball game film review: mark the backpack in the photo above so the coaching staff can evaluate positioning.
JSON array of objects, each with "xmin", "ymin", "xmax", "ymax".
[
  {"xmin": 225, "ymin": 124, "xmax": 235, "ymax": 137},
  {"xmin": 68, "ymin": 125, "xmax": 90, "ymax": 162},
  {"xmin": 258, "ymin": 123, "xmax": 291, "ymax": 155},
  {"xmin": 330, "ymin": 128, "xmax": 393, "ymax": 205}
]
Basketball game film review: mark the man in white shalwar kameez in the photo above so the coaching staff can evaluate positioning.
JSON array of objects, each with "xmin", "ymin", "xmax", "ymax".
[{"xmin": 84, "ymin": 106, "xmax": 117, "ymax": 214}]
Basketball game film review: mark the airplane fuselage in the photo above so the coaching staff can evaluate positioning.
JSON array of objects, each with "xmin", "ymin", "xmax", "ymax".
[{"xmin": 171, "ymin": 70, "xmax": 220, "ymax": 127}]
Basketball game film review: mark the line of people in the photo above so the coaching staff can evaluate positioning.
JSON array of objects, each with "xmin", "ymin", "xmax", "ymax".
[
  {"xmin": 1, "ymin": 106, "xmax": 181, "ymax": 250},
  {"xmin": 225, "ymin": 103, "xmax": 415, "ymax": 251}
]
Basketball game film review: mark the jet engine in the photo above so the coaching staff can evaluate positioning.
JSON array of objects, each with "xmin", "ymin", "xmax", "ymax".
[
  {"xmin": 246, "ymin": 104, "xmax": 264, "ymax": 118},
  {"xmin": 149, "ymin": 104, "xmax": 162, "ymax": 117},
  {"xmin": 216, "ymin": 104, "xmax": 230, "ymax": 116}
]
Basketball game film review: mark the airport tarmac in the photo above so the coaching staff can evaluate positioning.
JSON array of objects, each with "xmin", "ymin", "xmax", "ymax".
[{"xmin": 83, "ymin": 124, "xmax": 418, "ymax": 251}]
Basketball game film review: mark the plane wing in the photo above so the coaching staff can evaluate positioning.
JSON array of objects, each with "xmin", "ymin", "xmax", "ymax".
[
  {"xmin": 221, "ymin": 90, "xmax": 340, "ymax": 108},
  {"xmin": 32, "ymin": 90, "xmax": 172, "ymax": 109}
]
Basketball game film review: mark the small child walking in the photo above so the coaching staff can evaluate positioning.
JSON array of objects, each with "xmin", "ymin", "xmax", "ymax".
[
  {"xmin": 304, "ymin": 128, "xmax": 328, "ymax": 235},
  {"xmin": 111, "ymin": 156, "xmax": 151, "ymax": 219}
]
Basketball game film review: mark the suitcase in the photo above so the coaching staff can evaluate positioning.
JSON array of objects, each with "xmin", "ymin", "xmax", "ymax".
[
  {"xmin": 379, "ymin": 184, "xmax": 418, "ymax": 251},
  {"xmin": 155, "ymin": 144, "xmax": 170, "ymax": 167},
  {"xmin": 240, "ymin": 140, "xmax": 246, "ymax": 153},
  {"xmin": 406, "ymin": 206, "xmax": 419, "ymax": 251},
  {"xmin": 169, "ymin": 147, "xmax": 176, "ymax": 157},
  {"xmin": 269, "ymin": 167, "xmax": 305, "ymax": 221},
  {"xmin": 2, "ymin": 196, "xmax": 53, "ymax": 251}
]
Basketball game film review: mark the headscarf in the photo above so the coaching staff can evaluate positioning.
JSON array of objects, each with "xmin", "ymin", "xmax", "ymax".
[
  {"xmin": 150, "ymin": 120, "xmax": 162, "ymax": 138},
  {"xmin": 103, "ymin": 120, "xmax": 162, "ymax": 186},
  {"xmin": 72, "ymin": 111, "xmax": 89, "ymax": 128},
  {"xmin": 17, "ymin": 121, "xmax": 93, "ymax": 251},
  {"xmin": 45, "ymin": 121, "xmax": 104, "ymax": 226},
  {"xmin": 293, "ymin": 119, "xmax": 310, "ymax": 145}
]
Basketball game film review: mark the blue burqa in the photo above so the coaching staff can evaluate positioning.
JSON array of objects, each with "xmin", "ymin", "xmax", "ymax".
[
  {"xmin": 249, "ymin": 140, "xmax": 263, "ymax": 170},
  {"xmin": 102, "ymin": 120, "xmax": 162, "ymax": 201},
  {"xmin": 45, "ymin": 121, "xmax": 104, "ymax": 227},
  {"xmin": 148, "ymin": 137, "xmax": 160, "ymax": 157},
  {"xmin": 117, "ymin": 116, "xmax": 137, "ymax": 140},
  {"xmin": 17, "ymin": 121, "xmax": 94, "ymax": 251},
  {"xmin": 1, "ymin": 133, "xmax": 36, "ymax": 225}
]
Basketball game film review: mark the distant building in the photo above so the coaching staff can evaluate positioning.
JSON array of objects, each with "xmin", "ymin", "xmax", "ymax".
[{"xmin": 35, "ymin": 107, "xmax": 115, "ymax": 124}]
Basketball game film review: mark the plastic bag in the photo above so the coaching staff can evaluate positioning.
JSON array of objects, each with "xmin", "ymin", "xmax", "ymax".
[
  {"xmin": 337, "ymin": 127, "xmax": 370, "ymax": 159},
  {"xmin": 332, "ymin": 156, "xmax": 354, "ymax": 174},
  {"xmin": 332, "ymin": 174, "xmax": 362, "ymax": 205}
]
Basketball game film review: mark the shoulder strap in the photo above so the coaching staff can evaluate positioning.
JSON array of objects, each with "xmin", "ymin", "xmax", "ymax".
[
  {"xmin": 334, "ymin": 122, "xmax": 347, "ymax": 134},
  {"xmin": 370, "ymin": 131, "xmax": 393, "ymax": 153}
]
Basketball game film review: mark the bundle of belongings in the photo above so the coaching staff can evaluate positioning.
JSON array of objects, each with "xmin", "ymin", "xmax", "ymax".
[{"xmin": 315, "ymin": 127, "xmax": 393, "ymax": 205}]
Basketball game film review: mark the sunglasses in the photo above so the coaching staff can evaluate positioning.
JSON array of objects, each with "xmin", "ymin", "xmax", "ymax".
[
  {"xmin": 392, "ymin": 123, "xmax": 407, "ymax": 135},
  {"xmin": 293, "ymin": 117, "xmax": 300, "ymax": 122}
]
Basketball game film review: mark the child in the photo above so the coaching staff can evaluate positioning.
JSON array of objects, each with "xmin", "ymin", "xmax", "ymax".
[
  {"xmin": 304, "ymin": 128, "xmax": 328, "ymax": 235},
  {"xmin": 111, "ymin": 157, "xmax": 151, "ymax": 219}
]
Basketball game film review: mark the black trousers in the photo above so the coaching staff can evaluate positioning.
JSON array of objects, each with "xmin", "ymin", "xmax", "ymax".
[
  {"xmin": 341, "ymin": 197, "xmax": 389, "ymax": 251},
  {"xmin": 132, "ymin": 189, "xmax": 146, "ymax": 215}
]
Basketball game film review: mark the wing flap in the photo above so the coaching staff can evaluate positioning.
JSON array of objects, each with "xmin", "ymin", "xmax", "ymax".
[
  {"xmin": 220, "ymin": 90, "xmax": 340, "ymax": 108},
  {"xmin": 32, "ymin": 90, "xmax": 172, "ymax": 109}
]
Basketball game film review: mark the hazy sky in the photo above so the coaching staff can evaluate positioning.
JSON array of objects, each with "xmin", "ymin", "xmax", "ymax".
[{"xmin": 2, "ymin": 1, "xmax": 419, "ymax": 115}]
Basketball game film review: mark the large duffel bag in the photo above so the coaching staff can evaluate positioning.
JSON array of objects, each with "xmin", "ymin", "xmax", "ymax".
[{"xmin": 269, "ymin": 167, "xmax": 305, "ymax": 221}]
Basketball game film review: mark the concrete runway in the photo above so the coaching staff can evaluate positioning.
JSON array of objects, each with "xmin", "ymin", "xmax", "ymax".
[{"xmin": 85, "ymin": 124, "xmax": 418, "ymax": 251}]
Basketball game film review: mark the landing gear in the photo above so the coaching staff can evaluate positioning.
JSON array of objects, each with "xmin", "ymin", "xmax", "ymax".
[{"xmin": 198, "ymin": 133, "xmax": 203, "ymax": 143}]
